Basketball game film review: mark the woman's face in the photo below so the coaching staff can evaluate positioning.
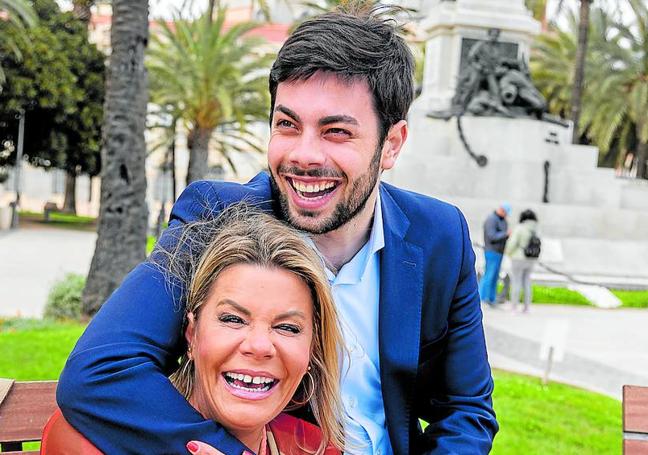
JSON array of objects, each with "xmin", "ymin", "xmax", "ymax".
[{"xmin": 186, "ymin": 263, "xmax": 314, "ymax": 437}]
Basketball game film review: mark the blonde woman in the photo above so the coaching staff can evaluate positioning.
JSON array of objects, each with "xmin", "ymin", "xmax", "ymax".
[{"xmin": 43, "ymin": 205, "xmax": 345, "ymax": 455}]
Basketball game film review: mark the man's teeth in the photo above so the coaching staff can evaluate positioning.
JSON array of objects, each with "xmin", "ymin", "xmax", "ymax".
[
  {"xmin": 293, "ymin": 181, "xmax": 336, "ymax": 193},
  {"xmin": 225, "ymin": 372, "xmax": 274, "ymax": 385}
]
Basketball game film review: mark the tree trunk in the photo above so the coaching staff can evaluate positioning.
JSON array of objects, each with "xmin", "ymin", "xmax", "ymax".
[
  {"xmin": 186, "ymin": 127, "xmax": 212, "ymax": 185},
  {"xmin": 570, "ymin": 0, "xmax": 590, "ymax": 144},
  {"xmin": 82, "ymin": 0, "xmax": 149, "ymax": 316},
  {"xmin": 208, "ymin": 0, "xmax": 217, "ymax": 23},
  {"xmin": 62, "ymin": 170, "xmax": 77, "ymax": 215},
  {"xmin": 170, "ymin": 116, "xmax": 177, "ymax": 201},
  {"xmin": 636, "ymin": 140, "xmax": 648, "ymax": 180}
]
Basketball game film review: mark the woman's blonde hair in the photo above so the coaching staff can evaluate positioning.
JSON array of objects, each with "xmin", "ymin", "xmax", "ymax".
[{"xmin": 157, "ymin": 203, "xmax": 345, "ymax": 453}]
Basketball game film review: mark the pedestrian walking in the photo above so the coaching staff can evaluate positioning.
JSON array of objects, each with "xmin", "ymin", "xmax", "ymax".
[
  {"xmin": 479, "ymin": 202, "xmax": 510, "ymax": 307},
  {"xmin": 505, "ymin": 209, "xmax": 540, "ymax": 312}
]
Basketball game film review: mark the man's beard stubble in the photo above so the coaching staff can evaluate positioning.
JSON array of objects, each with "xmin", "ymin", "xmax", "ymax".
[{"xmin": 269, "ymin": 146, "xmax": 382, "ymax": 235}]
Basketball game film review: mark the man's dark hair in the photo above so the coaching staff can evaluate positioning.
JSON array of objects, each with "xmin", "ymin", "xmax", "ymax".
[
  {"xmin": 269, "ymin": 7, "xmax": 415, "ymax": 143},
  {"xmin": 519, "ymin": 209, "xmax": 538, "ymax": 223}
]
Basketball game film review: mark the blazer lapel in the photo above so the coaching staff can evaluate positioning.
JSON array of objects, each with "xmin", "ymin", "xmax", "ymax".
[{"xmin": 378, "ymin": 185, "xmax": 424, "ymax": 455}]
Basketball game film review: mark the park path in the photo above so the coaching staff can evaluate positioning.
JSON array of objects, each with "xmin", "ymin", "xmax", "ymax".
[
  {"xmin": 483, "ymin": 303, "xmax": 648, "ymax": 400},
  {"xmin": 0, "ymin": 226, "xmax": 96, "ymax": 318}
]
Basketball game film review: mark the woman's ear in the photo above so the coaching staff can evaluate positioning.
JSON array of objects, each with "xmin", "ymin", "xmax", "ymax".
[{"xmin": 185, "ymin": 312, "xmax": 196, "ymax": 352}]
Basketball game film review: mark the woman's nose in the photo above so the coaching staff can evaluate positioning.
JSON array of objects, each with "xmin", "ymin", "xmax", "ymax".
[{"xmin": 240, "ymin": 326, "xmax": 276, "ymax": 359}]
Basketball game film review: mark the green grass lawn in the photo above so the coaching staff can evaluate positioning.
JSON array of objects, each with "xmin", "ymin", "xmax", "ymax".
[
  {"xmin": 18, "ymin": 210, "xmax": 97, "ymax": 231},
  {"xmin": 531, "ymin": 285, "xmax": 592, "ymax": 306},
  {"xmin": 0, "ymin": 318, "xmax": 86, "ymax": 380},
  {"xmin": 491, "ymin": 369, "xmax": 621, "ymax": 455},
  {"xmin": 1, "ymin": 319, "xmax": 622, "ymax": 453},
  {"xmin": 499, "ymin": 283, "xmax": 648, "ymax": 309}
]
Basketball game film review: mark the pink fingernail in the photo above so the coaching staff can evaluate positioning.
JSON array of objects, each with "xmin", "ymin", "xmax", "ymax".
[{"xmin": 186, "ymin": 441, "xmax": 199, "ymax": 453}]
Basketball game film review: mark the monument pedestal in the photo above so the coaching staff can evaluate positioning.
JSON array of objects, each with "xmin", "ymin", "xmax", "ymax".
[{"xmin": 386, "ymin": 115, "xmax": 648, "ymax": 286}]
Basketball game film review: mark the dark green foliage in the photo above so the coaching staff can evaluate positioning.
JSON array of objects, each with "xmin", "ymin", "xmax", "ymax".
[
  {"xmin": 0, "ymin": 0, "xmax": 105, "ymax": 178},
  {"xmin": 44, "ymin": 273, "xmax": 85, "ymax": 320}
]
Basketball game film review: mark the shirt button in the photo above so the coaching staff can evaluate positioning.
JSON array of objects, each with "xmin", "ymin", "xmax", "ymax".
[{"xmin": 348, "ymin": 396, "xmax": 357, "ymax": 408}]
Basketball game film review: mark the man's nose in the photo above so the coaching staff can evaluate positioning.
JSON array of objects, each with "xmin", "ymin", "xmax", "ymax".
[
  {"xmin": 288, "ymin": 131, "xmax": 326, "ymax": 168},
  {"xmin": 240, "ymin": 326, "xmax": 276, "ymax": 359}
]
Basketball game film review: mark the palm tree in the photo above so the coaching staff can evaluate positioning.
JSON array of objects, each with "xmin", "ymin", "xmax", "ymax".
[
  {"xmin": 579, "ymin": 1, "xmax": 648, "ymax": 179},
  {"xmin": 147, "ymin": 8, "xmax": 272, "ymax": 184},
  {"xmin": 533, "ymin": 3, "xmax": 648, "ymax": 179},
  {"xmin": 82, "ymin": 0, "xmax": 149, "ymax": 315},
  {"xmin": 570, "ymin": 0, "xmax": 592, "ymax": 144},
  {"xmin": 531, "ymin": 10, "xmax": 584, "ymax": 120},
  {"xmin": 0, "ymin": 0, "xmax": 37, "ymax": 86}
]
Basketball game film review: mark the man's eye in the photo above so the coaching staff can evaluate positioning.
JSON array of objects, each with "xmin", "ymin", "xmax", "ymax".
[
  {"xmin": 219, "ymin": 314, "xmax": 245, "ymax": 325},
  {"xmin": 275, "ymin": 119, "xmax": 295, "ymax": 129},
  {"xmin": 275, "ymin": 323, "xmax": 301, "ymax": 335},
  {"xmin": 326, "ymin": 128, "xmax": 351, "ymax": 136}
]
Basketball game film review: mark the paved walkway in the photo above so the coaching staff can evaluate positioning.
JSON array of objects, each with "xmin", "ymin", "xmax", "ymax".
[
  {"xmin": 0, "ymin": 226, "xmax": 96, "ymax": 318},
  {"xmin": 483, "ymin": 303, "xmax": 648, "ymax": 399}
]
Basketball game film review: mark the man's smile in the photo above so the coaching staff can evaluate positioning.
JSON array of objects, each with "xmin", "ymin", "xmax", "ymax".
[{"xmin": 285, "ymin": 176, "xmax": 340, "ymax": 201}]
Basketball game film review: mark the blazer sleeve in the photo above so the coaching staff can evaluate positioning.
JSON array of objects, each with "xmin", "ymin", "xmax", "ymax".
[
  {"xmin": 56, "ymin": 182, "xmax": 249, "ymax": 455},
  {"xmin": 417, "ymin": 208, "xmax": 498, "ymax": 454}
]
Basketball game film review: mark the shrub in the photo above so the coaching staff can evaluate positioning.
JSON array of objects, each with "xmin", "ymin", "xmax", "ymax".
[{"xmin": 44, "ymin": 273, "xmax": 85, "ymax": 321}]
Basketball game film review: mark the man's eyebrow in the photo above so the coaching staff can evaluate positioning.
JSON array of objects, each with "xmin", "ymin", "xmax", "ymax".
[
  {"xmin": 319, "ymin": 115, "xmax": 358, "ymax": 127},
  {"xmin": 275, "ymin": 105, "xmax": 301, "ymax": 123},
  {"xmin": 215, "ymin": 299, "xmax": 251, "ymax": 316}
]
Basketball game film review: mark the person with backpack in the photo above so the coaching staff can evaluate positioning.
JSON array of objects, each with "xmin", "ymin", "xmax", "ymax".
[{"xmin": 505, "ymin": 209, "xmax": 541, "ymax": 312}]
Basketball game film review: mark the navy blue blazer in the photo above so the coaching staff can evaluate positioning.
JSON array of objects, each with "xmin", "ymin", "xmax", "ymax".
[{"xmin": 58, "ymin": 173, "xmax": 497, "ymax": 454}]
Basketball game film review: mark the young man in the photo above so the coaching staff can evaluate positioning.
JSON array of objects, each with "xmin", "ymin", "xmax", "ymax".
[{"xmin": 58, "ymin": 9, "xmax": 498, "ymax": 455}]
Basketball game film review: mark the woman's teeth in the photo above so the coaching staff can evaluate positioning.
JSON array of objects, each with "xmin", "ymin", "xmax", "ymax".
[{"xmin": 224, "ymin": 372, "xmax": 276, "ymax": 392}]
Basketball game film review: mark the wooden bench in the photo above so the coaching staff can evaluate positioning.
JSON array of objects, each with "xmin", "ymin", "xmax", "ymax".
[
  {"xmin": 0, "ymin": 380, "xmax": 58, "ymax": 454},
  {"xmin": 623, "ymin": 385, "xmax": 648, "ymax": 454}
]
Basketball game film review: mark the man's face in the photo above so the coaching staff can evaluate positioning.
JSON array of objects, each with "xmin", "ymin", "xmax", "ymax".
[{"xmin": 268, "ymin": 72, "xmax": 385, "ymax": 234}]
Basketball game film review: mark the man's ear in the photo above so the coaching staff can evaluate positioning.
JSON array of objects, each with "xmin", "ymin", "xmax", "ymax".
[
  {"xmin": 185, "ymin": 312, "xmax": 196, "ymax": 349},
  {"xmin": 380, "ymin": 120, "xmax": 408, "ymax": 171}
]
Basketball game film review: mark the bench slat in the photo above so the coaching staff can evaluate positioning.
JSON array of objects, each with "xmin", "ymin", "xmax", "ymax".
[
  {"xmin": 624, "ymin": 385, "xmax": 648, "ymax": 434},
  {"xmin": 624, "ymin": 439, "xmax": 648, "ymax": 455},
  {"xmin": 0, "ymin": 381, "xmax": 58, "ymax": 444}
]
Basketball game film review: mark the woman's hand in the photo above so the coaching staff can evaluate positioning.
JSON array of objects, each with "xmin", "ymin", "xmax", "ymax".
[{"xmin": 186, "ymin": 440, "xmax": 254, "ymax": 455}]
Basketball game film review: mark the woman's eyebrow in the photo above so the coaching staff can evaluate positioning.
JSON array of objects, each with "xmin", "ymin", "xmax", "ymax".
[
  {"xmin": 216, "ymin": 299, "xmax": 251, "ymax": 316},
  {"xmin": 275, "ymin": 310, "xmax": 307, "ymax": 321}
]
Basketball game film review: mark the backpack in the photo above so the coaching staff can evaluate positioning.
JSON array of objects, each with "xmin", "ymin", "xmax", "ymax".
[{"xmin": 524, "ymin": 232, "xmax": 541, "ymax": 258}]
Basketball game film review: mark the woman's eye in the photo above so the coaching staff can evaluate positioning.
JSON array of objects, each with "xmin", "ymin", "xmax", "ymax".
[
  {"xmin": 219, "ymin": 314, "xmax": 245, "ymax": 325},
  {"xmin": 275, "ymin": 323, "xmax": 301, "ymax": 335}
]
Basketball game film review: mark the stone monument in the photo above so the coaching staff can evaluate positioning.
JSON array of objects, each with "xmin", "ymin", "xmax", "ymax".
[{"xmin": 387, "ymin": 0, "xmax": 648, "ymax": 286}]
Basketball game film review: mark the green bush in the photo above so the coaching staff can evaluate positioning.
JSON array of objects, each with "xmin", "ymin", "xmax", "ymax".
[{"xmin": 44, "ymin": 273, "xmax": 85, "ymax": 321}]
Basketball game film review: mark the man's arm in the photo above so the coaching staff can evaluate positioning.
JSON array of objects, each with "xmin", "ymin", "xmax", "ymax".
[
  {"xmin": 417, "ymin": 208, "xmax": 498, "ymax": 453},
  {"xmin": 57, "ymin": 181, "xmax": 252, "ymax": 455}
]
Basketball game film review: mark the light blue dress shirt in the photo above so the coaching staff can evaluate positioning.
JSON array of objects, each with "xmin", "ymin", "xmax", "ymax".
[{"xmin": 311, "ymin": 196, "xmax": 393, "ymax": 455}]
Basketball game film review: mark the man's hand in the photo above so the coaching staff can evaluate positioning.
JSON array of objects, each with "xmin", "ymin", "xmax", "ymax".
[{"xmin": 186, "ymin": 441, "xmax": 253, "ymax": 455}]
